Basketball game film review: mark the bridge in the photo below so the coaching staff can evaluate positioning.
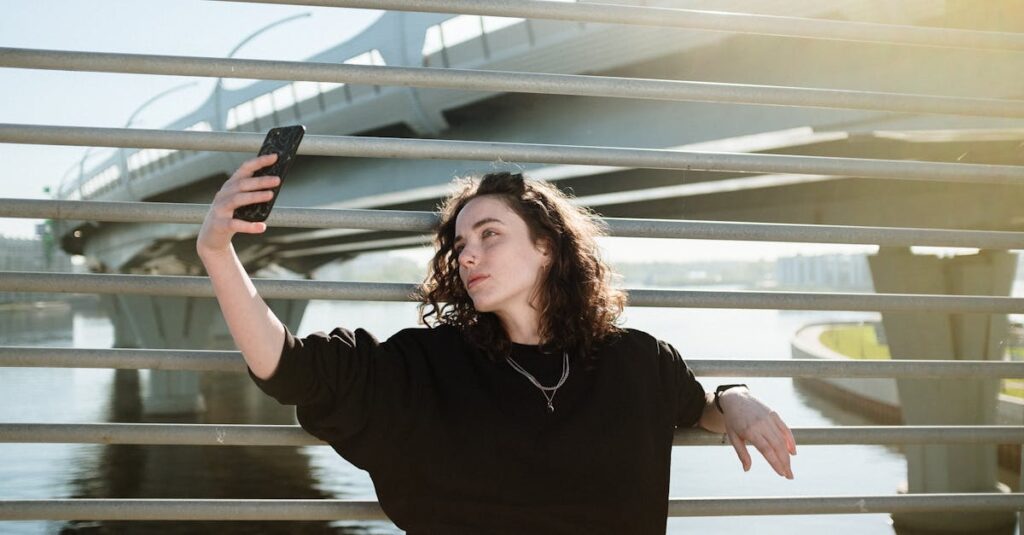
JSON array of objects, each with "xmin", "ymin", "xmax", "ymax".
[{"xmin": 2, "ymin": 0, "xmax": 1024, "ymax": 533}]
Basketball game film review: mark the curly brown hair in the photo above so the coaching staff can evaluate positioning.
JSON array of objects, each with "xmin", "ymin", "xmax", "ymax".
[{"xmin": 418, "ymin": 171, "xmax": 626, "ymax": 370}]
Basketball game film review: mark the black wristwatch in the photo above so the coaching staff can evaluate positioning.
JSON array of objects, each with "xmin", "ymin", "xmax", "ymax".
[{"xmin": 714, "ymin": 384, "xmax": 748, "ymax": 414}]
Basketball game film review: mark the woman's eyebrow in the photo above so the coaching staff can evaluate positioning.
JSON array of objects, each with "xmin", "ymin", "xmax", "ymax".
[{"xmin": 455, "ymin": 217, "xmax": 504, "ymax": 244}]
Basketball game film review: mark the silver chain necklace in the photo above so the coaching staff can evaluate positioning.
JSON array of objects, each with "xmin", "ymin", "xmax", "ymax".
[{"xmin": 505, "ymin": 351, "xmax": 570, "ymax": 413}]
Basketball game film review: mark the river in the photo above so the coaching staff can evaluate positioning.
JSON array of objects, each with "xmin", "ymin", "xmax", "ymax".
[{"xmin": 0, "ymin": 294, "xmax": 968, "ymax": 534}]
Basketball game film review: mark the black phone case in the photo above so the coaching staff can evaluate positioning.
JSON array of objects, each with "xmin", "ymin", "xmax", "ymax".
[{"xmin": 233, "ymin": 125, "xmax": 306, "ymax": 223}]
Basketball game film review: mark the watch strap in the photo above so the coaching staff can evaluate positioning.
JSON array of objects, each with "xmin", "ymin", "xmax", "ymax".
[{"xmin": 714, "ymin": 383, "xmax": 748, "ymax": 414}]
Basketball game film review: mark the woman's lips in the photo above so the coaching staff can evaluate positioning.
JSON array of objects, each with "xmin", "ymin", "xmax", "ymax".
[{"xmin": 467, "ymin": 275, "xmax": 488, "ymax": 289}]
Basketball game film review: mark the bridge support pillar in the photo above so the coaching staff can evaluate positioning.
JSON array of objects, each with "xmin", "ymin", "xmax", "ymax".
[
  {"xmin": 100, "ymin": 295, "xmax": 143, "ymax": 418},
  {"xmin": 867, "ymin": 247, "xmax": 1017, "ymax": 535},
  {"xmin": 104, "ymin": 294, "xmax": 308, "ymax": 416}
]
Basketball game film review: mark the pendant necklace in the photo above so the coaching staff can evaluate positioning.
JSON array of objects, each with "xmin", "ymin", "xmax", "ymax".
[{"xmin": 505, "ymin": 350, "xmax": 570, "ymax": 413}]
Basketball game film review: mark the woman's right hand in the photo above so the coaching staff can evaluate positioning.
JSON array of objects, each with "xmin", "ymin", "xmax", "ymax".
[{"xmin": 196, "ymin": 153, "xmax": 281, "ymax": 256}]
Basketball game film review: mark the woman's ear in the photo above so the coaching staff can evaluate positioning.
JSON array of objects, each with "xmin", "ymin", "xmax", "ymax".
[
  {"xmin": 538, "ymin": 239, "xmax": 555, "ymax": 269},
  {"xmin": 536, "ymin": 238, "xmax": 552, "ymax": 259}
]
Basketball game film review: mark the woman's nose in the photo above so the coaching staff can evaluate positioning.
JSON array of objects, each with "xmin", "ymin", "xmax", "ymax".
[{"xmin": 458, "ymin": 246, "xmax": 477, "ymax": 267}]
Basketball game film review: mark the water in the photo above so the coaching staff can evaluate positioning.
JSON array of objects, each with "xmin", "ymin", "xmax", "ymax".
[{"xmin": 0, "ymin": 295, "xmax": 986, "ymax": 534}]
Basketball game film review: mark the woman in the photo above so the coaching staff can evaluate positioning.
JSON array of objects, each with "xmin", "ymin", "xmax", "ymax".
[{"xmin": 197, "ymin": 154, "xmax": 797, "ymax": 534}]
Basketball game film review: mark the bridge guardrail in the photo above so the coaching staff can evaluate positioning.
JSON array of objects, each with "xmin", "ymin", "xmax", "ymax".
[{"xmin": 3, "ymin": 124, "xmax": 1023, "ymax": 185}]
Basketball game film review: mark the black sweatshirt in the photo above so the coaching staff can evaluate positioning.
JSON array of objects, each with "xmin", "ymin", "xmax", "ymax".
[{"xmin": 249, "ymin": 324, "xmax": 706, "ymax": 534}]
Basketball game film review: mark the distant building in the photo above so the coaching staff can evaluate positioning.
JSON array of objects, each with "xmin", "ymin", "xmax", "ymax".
[
  {"xmin": 775, "ymin": 254, "xmax": 873, "ymax": 291},
  {"xmin": 0, "ymin": 233, "xmax": 80, "ymax": 305},
  {"xmin": 0, "ymin": 235, "xmax": 73, "ymax": 272}
]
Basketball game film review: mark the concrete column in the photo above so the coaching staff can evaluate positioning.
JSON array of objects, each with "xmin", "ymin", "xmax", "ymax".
[
  {"xmin": 100, "ymin": 295, "xmax": 143, "ymax": 418},
  {"xmin": 105, "ymin": 294, "xmax": 308, "ymax": 416},
  {"xmin": 114, "ymin": 295, "xmax": 212, "ymax": 415},
  {"xmin": 99, "ymin": 294, "xmax": 140, "ymax": 349},
  {"xmin": 868, "ymin": 247, "xmax": 1017, "ymax": 535}
]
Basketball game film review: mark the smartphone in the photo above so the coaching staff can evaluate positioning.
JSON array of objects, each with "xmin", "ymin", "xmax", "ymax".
[{"xmin": 233, "ymin": 125, "xmax": 306, "ymax": 223}]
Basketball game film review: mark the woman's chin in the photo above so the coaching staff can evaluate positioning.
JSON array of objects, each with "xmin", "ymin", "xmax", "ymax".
[{"xmin": 468, "ymin": 296, "xmax": 495, "ymax": 313}]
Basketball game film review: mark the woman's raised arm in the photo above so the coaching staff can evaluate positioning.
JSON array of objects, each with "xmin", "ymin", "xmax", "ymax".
[{"xmin": 196, "ymin": 153, "xmax": 286, "ymax": 380}]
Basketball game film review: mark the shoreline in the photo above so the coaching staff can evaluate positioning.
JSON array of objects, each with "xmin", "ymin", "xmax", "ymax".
[{"xmin": 791, "ymin": 321, "xmax": 1022, "ymax": 486}]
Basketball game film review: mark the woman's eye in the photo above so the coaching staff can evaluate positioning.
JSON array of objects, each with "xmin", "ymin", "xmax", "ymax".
[{"xmin": 482, "ymin": 229, "xmax": 496, "ymax": 238}]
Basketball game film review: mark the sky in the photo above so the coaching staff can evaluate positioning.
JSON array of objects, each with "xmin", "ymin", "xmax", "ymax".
[
  {"xmin": 0, "ymin": 1, "xmax": 899, "ymax": 263},
  {"xmin": 0, "ymin": 1, "xmax": 383, "ymax": 234}
]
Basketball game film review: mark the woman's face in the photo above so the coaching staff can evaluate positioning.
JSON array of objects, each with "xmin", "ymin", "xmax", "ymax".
[{"xmin": 454, "ymin": 195, "xmax": 550, "ymax": 317}]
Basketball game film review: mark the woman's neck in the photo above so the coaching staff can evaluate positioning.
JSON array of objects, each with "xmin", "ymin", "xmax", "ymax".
[{"xmin": 495, "ymin": 307, "xmax": 542, "ymax": 345}]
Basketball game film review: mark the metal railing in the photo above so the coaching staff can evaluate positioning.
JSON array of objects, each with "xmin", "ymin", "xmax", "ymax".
[
  {"xmin": 3, "ymin": 124, "xmax": 1023, "ymax": 185},
  {"xmin": 3, "ymin": 270, "xmax": 1024, "ymax": 312},
  {"xmin": 1, "ymin": 250, "xmax": 1022, "ymax": 525},
  {"xmin": 3, "ymin": 494, "xmax": 1019, "ymax": 520},
  {"xmin": 5, "ymin": 0, "xmax": 1024, "ymax": 206},
  {"xmin": 5, "ymin": 346, "xmax": 1024, "ymax": 378},
  {"xmin": 2, "ymin": 0, "xmax": 1024, "ymax": 528},
  {"xmin": 4, "ymin": 48, "xmax": 1023, "ymax": 118},
  {"xmin": 4, "ymin": 422, "xmax": 1024, "ymax": 447},
  {"xmin": 3, "ymin": 197, "xmax": 1024, "ymax": 247}
]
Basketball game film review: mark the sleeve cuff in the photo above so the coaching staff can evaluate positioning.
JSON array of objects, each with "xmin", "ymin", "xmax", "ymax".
[{"xmin": 246, "ymin": 324, "xmax": 301, "ymax": 402}]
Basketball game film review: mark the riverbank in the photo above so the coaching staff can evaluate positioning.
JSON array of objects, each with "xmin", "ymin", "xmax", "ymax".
[{"xmin": 791, "ymin": 321, "xmax": 1022, "ymax": 487}]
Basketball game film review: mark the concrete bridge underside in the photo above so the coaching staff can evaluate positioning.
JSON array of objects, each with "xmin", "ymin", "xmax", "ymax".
[{"xmin": 70, "ymin": 9, "xmax": 1024, "ymax": 276}]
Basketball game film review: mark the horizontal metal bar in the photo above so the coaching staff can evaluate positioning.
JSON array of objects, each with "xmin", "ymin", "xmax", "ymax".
[
  {"xmin": 5, "ymin": 346, "xmax": 1024, "ymax": 378},
  {"xmin": 0, "ymin": 198, "xmax": 438, "ymax": 232},
  {"xmin": 0, "ymin": 347, "xmax": 244, "ymax": 372},
  {"xmin": 0, "ymin": 271, "xmax": 418, "ymax": 301},
  {"xmin": 0, "ymin": 499, "xmax": 386, "ymax": 521},
  {"xmin": 2, "ymin": 423, "xmax": 1021, "ymax": 447},
  {"xmin": 688, "ymin": 359, "xmax": 1024, "ymax": 379},
  {"xmin": 3, "ymin": 198, "xmax": 1024, "ymax": 250},
  {"xmin": 3, "ymin": 48, "xmax": 1021, "ymax": 119},
  {"xmin": 2, "ymin": 124, "xmax": 1022, "ymax": 185},
  {"xmin": 214, "ymin": 0, "xmax": 1024, "ymax": 53},
  {"xmin": 667, "ymin": 493, "xmax": 1024, "ymax": 517},
  {"xmin": 681, "ymin": 426, "xmax": 1024, "ymax": 447},
  {"xmin": 2, "ymin": 493, "xmax": 1022, "ymax": 520},
  {"xmin": 2, "ymin": 271, "xmax": 1023, "ymax": 312},
  {"xmin": 602, "ymin": 217, "xmax": 1024, "ymax": 250},
  {"xmin": 0, "ymin": 423, "xmax": 314, "ymax": 446}
]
